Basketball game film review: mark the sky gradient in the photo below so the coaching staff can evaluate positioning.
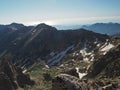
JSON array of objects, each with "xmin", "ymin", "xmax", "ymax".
[{"xmin": 0, "ymin": 0, "xmax": 120, "ymax": 25}]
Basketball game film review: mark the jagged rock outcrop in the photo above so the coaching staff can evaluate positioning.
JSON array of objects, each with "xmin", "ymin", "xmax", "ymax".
[{"xmin": 0, "ymin": 60, "xmax": 34, "ymax": 90}]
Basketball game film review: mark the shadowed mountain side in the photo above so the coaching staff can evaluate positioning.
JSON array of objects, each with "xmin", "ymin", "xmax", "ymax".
[{"xmin": 0, "ymin": 60, "xmax": 34, "ymax": 90}]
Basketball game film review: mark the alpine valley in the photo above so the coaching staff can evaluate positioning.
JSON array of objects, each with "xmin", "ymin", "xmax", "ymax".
[{"xmin": 0, "ymin": 23, "xmax": 120, "ymax": 90}]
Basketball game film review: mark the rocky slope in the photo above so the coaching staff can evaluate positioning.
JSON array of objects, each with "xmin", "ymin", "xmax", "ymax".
[
  {"xmin": 52, "ymin": 74, "xmax": 119, "ymax": 90},
  {"xmin": 26, "ymin": 43, "xmax": 120, "ymax": 90},
  {"xmin": 51, "ymin": 39, "xmax": 120, "ymax": 90},
  {"xmin": 0, "ymin": 23, "xmax": 113, "ymax": 68},
  {"xmin": 87, "ymin": 44, "xmax": 120, "ymax": 78},
  {"xmin": 0, "ymin": 23, "xmax": 120, "ymax": 90},
  {"xmin": 51, "ymin": 43, "xmax": 120, "ymax": 90},
  {"xmin": 0, "ymin": 60, "xmax": 34, "ymax": 90}
]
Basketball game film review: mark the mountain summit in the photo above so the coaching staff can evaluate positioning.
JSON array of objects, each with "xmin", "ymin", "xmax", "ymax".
[
  {"xmin": 0, "ymin": 23, "xmax": 24, "ymax": 30},
  {"xmin": 8, "ymin": 23, "xmax": 24, "ymax": 30},
  {"xmin": 35, "ymin": 23, "xmax": 56, "ymax": 29}
]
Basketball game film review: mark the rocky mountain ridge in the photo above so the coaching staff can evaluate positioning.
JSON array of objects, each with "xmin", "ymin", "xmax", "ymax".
[
  {"xmin": 0, "ymin": 23, "xmax": 120, "ymax": 90},
  {"xmin": 54, "ymin": 22, "xmax": 120, "ymax": 35},
  {"xmin": 0, "ymin": 23, "xmax": 113, "ymax": 68}
]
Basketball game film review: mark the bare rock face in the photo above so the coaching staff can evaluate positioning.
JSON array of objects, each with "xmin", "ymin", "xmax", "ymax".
[{"xmin": 0, "ymin": 60, "xmax": 34, "ymax": 90}]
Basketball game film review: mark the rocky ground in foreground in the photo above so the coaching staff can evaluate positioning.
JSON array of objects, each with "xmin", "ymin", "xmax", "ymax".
[
  {"xmin": 0, "ymin": 43, "xmax": 120, "ymax": 90},
  {"xmin": 25, "ymin": 43, "xmax": 120, "ymax": 90},
  {"xmin": 0, "ymin": 60, "xmax": 34, "ymax": 90}
]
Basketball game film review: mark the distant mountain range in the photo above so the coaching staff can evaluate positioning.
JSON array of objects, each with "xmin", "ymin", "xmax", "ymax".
[
  {"xmin": 54, "ymin": 22, "xmax": 120, "ymax": 35},
  {"xmin": 53, "ymin": 25, "xmax": 82, "ymax": 30},
  {"xmin": 0, "ymin": 22, "xmax": 120, "ymax": 35}
]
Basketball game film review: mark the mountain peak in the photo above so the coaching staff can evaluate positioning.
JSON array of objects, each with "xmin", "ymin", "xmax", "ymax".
[
  {"xmin": 37, "ymin": 23, "xmax": 48, "ymax": 26},
  {"xmin": 7, "ymin": 22, "xmax": 24, "ymax": 30},
  {"xmin": 9, "ymin": 22, "xmax": 24, "ymax": 27},
  {"xmin": 35, "ymin": 23, "xmax": 57, "ymax": 30}
]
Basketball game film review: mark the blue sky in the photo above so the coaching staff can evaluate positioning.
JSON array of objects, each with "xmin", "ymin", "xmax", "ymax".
[{"xmin": 0, "ymin": 0, "xmax": 120, "ymax": 25}]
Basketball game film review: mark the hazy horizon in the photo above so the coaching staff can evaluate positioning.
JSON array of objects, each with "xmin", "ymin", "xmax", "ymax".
[{"xmin": 0, "ymin": 0, "xmax": 120, "ymax": 25}]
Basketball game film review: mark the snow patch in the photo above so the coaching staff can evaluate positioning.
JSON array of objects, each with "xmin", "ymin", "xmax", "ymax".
[
  {"xmin": 76, "ymin": 67, "xmax": 87, "ymax": 79},
  {"xmin": 79, "ymin": 42, "xmax": 95, "ymax": 62},
  {"xmin": 48, "ymin": 45, "xmax": 74, "ymax": 66},
  {"xmin": 100, "ymin": 42, "xmax": 108, "ymax": 49},
  {"xmin": 49, "ymin": 52, "xmax": 55, "ymax": 57},
  {"xmin": 94, "ymin": 38, "xmax": 98, "ymax": 44},
  {"xmin": 97, "ymin": 43, "xmax": 100, "ymax": 47},
  {"xmin": 72, "ymin": 52, "xmax": 76, "ymax": 57},
  {"xmin": 101, "ymin": 43, "xmax": 114, "ymax": 52},
  {"xmin": 71, "ymin": 59, "xmax": 75, "ymax": 61},
  {"xmin": 99, "ymin": 42, "xmax": 114, "ymax": 55},
  {"xmin": 90, "ymin": 56, "xmax": 94, "ymax": 61},
  {"xmin": 80, "ymin": 48, "xmax": 90, "ymax": 62},
  {"xmin": 22, "ymin": 69, "xmax": 27, "ymax": 73},
  {"xmin": 45, "ymin": 65, "xmax": 49, "ymax": 68}
]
